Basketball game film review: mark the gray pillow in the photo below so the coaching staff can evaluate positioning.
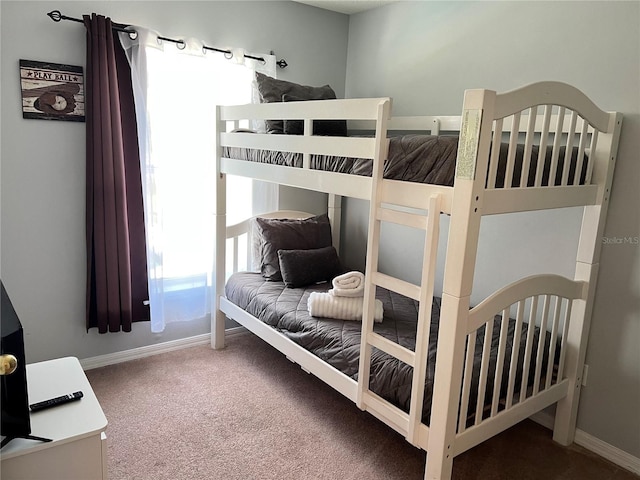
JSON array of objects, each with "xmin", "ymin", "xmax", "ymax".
[
  {"xmin": 282, "ymin": 94, "xmax": 347, "ymax": 137},
  {"xmin": 255, "ymin": 72, "xmax": 337, "ymax": 134},
  {"xmin": 254, "ymin": 214, "xmax": 333, "ymax": 281},
  {"xmin": 278, "ymin": 246, "xmax": 343, "ymax": 288}
]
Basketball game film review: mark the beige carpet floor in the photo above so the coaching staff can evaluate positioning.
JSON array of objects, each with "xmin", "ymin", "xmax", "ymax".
[{"xmin": 86, "ymin": 332, "xmax": 639, "ymax": 480}]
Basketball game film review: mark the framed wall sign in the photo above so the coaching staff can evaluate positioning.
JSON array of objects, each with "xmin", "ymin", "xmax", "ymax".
[{"xmin": 19, "ymin": 59, "xmax": 85, "ymax": 122}]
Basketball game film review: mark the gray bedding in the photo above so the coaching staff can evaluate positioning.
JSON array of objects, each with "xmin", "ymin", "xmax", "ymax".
[
  {"xmin": 223, "ymin": 134, "xmax": 587, "ymax": 187},
  {"xmin": 225, "ymin": 272, "xmax": 555, "ymax": 426}
]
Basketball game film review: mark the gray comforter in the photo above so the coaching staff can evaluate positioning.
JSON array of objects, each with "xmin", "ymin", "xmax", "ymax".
[
  {"xmin": 223, "ymin": 134, "xmax": 587, "ymax": 187},
  {"xmin": 225, "ymin": 272, "xmax": 554, "ymax": 426}
]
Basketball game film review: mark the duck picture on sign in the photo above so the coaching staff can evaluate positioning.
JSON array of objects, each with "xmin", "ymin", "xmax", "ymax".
[{"xmin": 19, "ymin": 59, "xmax": 85, "ymax": 122}]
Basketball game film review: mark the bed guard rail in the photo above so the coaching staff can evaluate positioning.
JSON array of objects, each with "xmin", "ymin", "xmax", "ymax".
[
  {"xmin": 219, "ymin": 97, "xmax": 393, "ymax": 162},
  {"xmin": 225, "ymin": 210, "xmax": 314, "ymax": 275},
  {"xmin": 218, "ymin": 97, "xmax": 394, "ymax": 201}
]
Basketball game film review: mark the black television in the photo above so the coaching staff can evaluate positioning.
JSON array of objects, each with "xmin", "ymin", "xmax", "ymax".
[{"xmin": 1, "ymin": 281, "xmax": 31, "ymax": 444}]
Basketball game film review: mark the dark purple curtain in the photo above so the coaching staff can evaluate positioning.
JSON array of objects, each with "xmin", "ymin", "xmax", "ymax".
[{"xmin": 84, "ymin": 14, "xmax": 149, "ymax": 333}]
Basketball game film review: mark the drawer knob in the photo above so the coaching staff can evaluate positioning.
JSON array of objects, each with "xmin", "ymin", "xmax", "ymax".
[{"xmin": 0, "ymin": 354, "xmax": 18, "ymax": 375}]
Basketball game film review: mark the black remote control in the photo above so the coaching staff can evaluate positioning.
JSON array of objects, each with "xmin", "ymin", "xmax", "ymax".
[{"xmin": 29, "ymin": 391, "xmax": 84, "ymax": 412}]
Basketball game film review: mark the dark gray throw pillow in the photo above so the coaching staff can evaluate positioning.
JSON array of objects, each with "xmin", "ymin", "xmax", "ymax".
[
  {"xmin": 255, "ymin": 214, "xmax": 333, "ymax": 281},
  {"xmin": 282, "ymin": 94, "xmax": 348, "ymax": 137},
  {"xmin": 255, "ymin": 72, "xmax": 337, "ymax": 134},
  {"xmin": 278, "ymin": 246, "xmax": 343, "ymax": 288}
]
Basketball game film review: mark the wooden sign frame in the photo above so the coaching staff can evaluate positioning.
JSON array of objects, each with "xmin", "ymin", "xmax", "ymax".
[{"xmin": 19, "ymin": 59, "xmax": 85, "ymax": 122}]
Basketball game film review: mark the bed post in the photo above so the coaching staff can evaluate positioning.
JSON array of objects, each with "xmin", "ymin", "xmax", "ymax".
[
  {"xmin": 552, "ymin": 112, "xmax": 622, "ymax": 445},
  {"xmin": 425, "ymin": 89, "xmax": 496, "ymax": 480},
  {"xmin": 328, "ymin": 194, "xmax": 342, "ymax": 254},
  {"xmin": 212, "ymin": 105, "xmax": 227, "ymax": 350}
]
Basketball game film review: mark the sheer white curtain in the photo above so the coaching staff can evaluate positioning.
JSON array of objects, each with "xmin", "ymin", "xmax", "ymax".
[{"xmin": 120, "ymin": 28, "xmax": 276, "ymax": 332}]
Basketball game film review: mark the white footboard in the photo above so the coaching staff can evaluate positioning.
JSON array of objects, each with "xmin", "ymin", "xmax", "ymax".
[{"xmin": 453, "ymin": 274, "xmax": 587, "ymax": 455}]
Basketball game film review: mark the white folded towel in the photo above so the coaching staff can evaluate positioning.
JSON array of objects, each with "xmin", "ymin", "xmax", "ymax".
[
  {"xmin": 308, "ymin": 291, "xmax": 383, "ymax": 323},
  {"xmin": 329, "ymin": 271, "xmax": 365, "ymax": 297}
]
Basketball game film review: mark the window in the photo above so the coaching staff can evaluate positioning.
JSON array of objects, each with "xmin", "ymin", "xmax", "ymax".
[{"xmin": 123, "ymin": 30, "xmax": 276, "ymax": 332}]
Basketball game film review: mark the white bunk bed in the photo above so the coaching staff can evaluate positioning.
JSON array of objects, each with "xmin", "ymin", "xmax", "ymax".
[{"xmin": 211, "ymin": 81, "xmax": 622, "ymax": 480}]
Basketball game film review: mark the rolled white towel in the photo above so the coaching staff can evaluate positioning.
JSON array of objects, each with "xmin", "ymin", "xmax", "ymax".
[
  {"xmin": 308, "ymin": 291, "xmax": 383, "ymax": 323},
  {"xmin": 329, "ymin": 271, "xmax": 365, "ymax": 297}
]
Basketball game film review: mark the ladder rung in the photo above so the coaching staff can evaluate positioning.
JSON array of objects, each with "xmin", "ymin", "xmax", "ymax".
[
  {"xmin": 368, "ymin": 332, "xmax": 415, "ymax": 367},
  {"xmin": 373, "ymin": 272, "xmax": 421, "ymax": 301},
  {"xmin": 377, "ymin": 207, "xmax": 428, "ymax": 229},
  {"xmin": 362, "ymin": 390, "xmax": 410, "ymax": 435}
]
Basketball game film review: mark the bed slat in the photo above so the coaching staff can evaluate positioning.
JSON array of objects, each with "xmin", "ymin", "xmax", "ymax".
[
  {"xmin": 458, "ymin": 331, "xmax": 477, "ymax": 433},
  {"xmin": 487, "ymin": 118, "xmax": 503, "ymax": 189},
  {"xmin": 505, "ymin": 301, "xmax": 525, "ymax": 409},
  {"xmin": 520, "ymin": 107, "xmax": 537, "ymax": 187},
  {"xmin": 546, "ymin": 297, "xmax": 562, "ymax": 389},
  {"xmin": 585, "ymin": 129, "xmax": 599, "ymax": 184},
  {"xmin": 574, "ymin": 120, "xmax": 590, "ymax": 185},
  {"xmin": 504, "ymin": 112, "xmax": 521, "ymax": 188},
  {"xmin": 519, "ymin": 297, "xmax": 538, "ymax": 403},
  {"xmin": 490, "ymin": 308, "xmax": 511, "ymax": 417},
  {"xmin": 474, "ymin": 319, "xmax": 494, "ymax": 425},
  {"xmin": 232, "ymin": 237, "xmax": 239, "ymax": 273},
  {"xmin": 535, "ymin": 105, "xmax": 552, "ymax": 186},
  {"xmin": 556, "ymin": 301, "xmax": 573, "ymax": 381},
  {"xmin": 533, "ymin": 295, "xmax": 551, "ymax": 394},
  {"xmin": 561, "ymin": 111, "xmax": 578, "ymax": 185},
  {"xmin": 549, "ymin": 107, "xmax": 566, "ymax": 186}
]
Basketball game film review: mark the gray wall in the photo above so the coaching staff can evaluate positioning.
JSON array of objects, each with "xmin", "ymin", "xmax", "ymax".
[
  {"xmin": 0, "ymin": 1, "xmax": 347, "ymax": 362},
  {"xmin": 343, "ymin": 1, "xmax": 639, "ymax": 458}
]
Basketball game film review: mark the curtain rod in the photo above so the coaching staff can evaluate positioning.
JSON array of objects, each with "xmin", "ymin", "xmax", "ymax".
[{"xmin": 46, "ymin": 10, "xmax": 288, "ymax": 69}]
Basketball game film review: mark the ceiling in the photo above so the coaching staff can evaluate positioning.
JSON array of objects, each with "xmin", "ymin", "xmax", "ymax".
[{"xmin": 293, "ymin": 0, "xmax": 398, "ymax": 15}]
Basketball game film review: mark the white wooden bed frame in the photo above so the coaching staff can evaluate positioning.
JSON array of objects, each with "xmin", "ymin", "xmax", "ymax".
[{"xmin": 211, "ymin": 82, "xmax": 622, "ymax": 479}]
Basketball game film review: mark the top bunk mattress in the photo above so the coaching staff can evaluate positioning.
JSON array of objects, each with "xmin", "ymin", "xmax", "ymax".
[
  {"xmin": 225, "ymin": 272, "xmax": 557, "ymax": 425},
  {"xmin": 222, "ymin": 134, "xmax": 588, "ymax": 188}
]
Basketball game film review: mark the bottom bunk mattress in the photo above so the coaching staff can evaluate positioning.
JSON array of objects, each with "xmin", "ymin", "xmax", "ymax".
[{"xmin": 225, "ymin": 272, "xmax": 555, "ymax": 426}]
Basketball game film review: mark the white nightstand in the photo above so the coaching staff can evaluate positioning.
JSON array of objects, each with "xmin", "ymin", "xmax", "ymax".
[{"xmin": 0, "ymin": 357, "xmax": 108, "ymax": 480}]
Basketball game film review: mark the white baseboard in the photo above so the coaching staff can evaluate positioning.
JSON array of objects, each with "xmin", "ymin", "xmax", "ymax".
[
  {"xmin": 530, "ymin": 411, "xmax": 640, "ymax": 475},
  {"xmin": 80, "ymin": 327, "xmax": 246, "ymax": 371}
]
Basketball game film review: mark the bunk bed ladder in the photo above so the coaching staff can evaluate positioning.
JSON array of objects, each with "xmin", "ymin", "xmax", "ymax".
[{"xmin": 356, "ymin": 193, "xmax": 441, "ymax": 447}]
